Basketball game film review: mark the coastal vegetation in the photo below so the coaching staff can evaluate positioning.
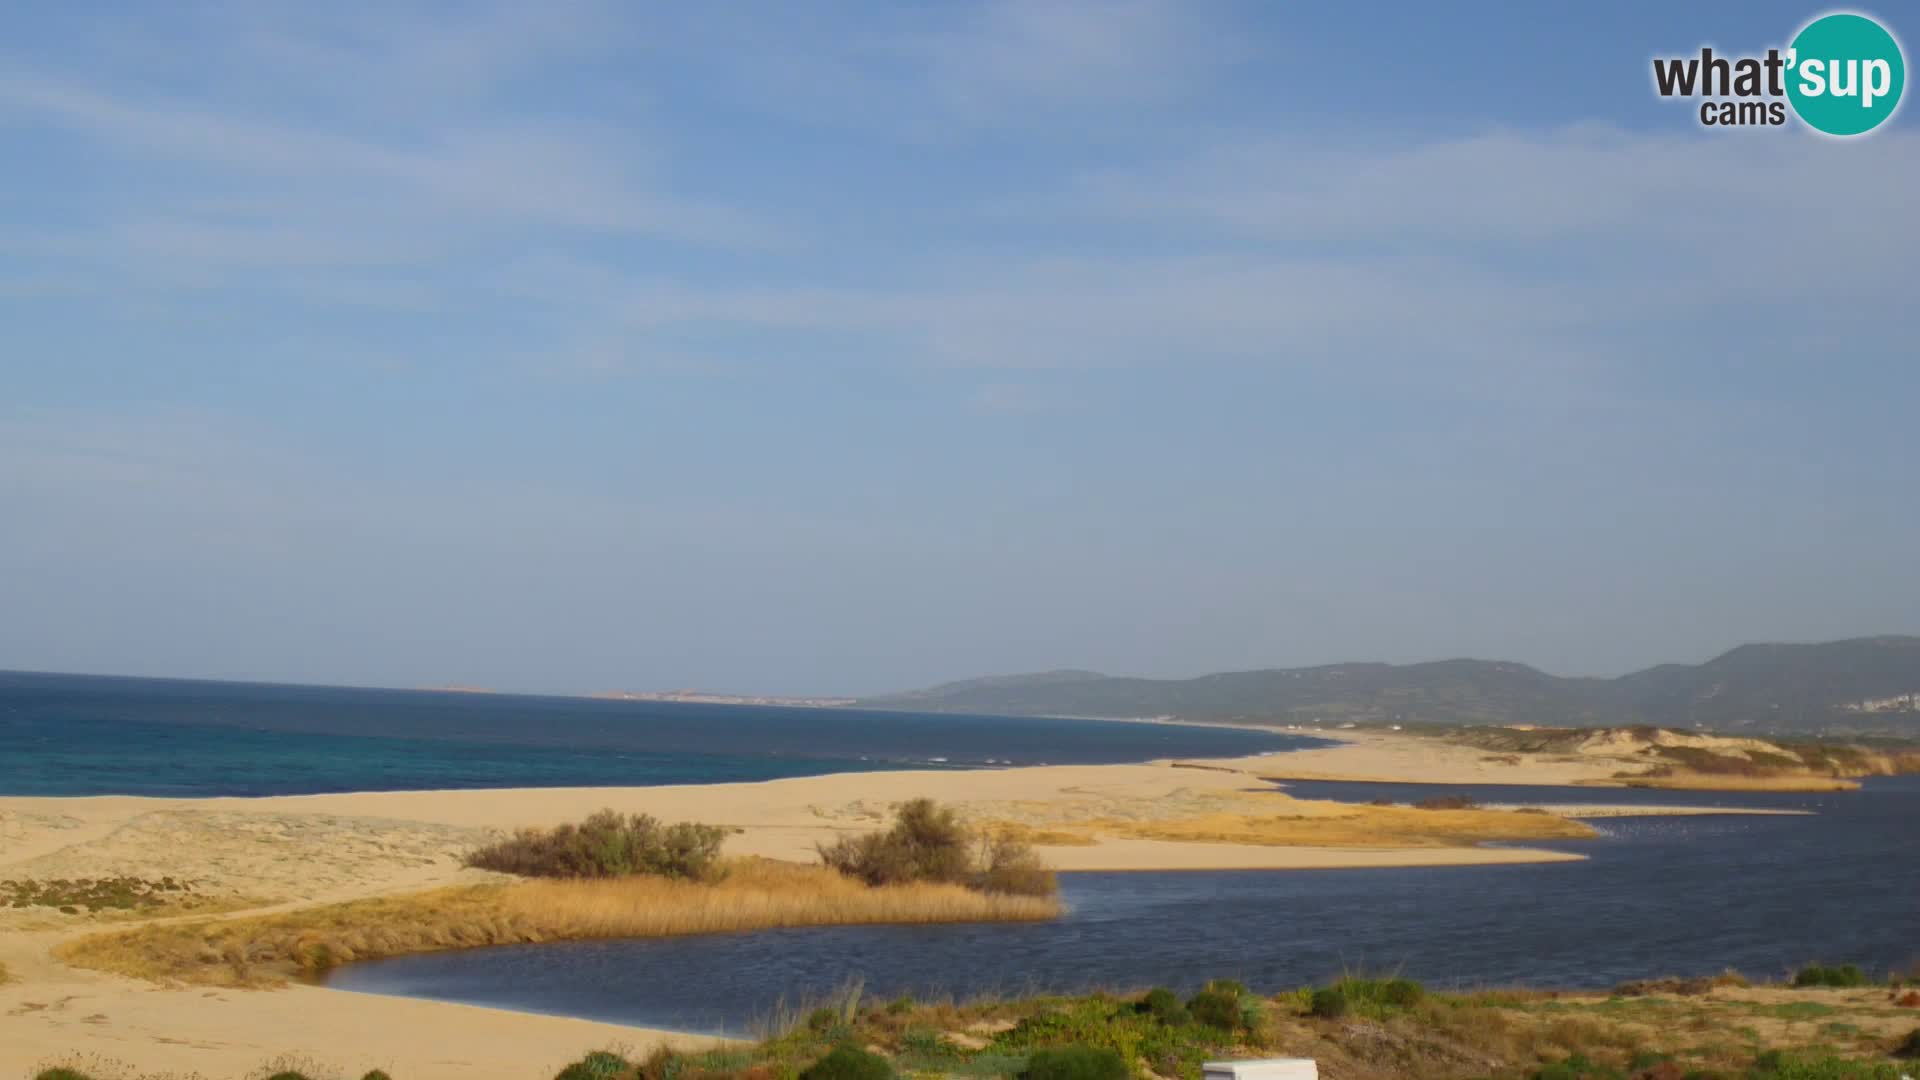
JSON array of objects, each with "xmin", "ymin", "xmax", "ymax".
[
  {"xmin": 28, "ymin": 973, "xmax": 1920, "ymax": 1080},
  {"xmin": 1794, "ymin": 965, "xmax": 1871, "ymax": 989},
  {"xmin": 2, "ymin": 875, "xmax": 204, "ymax": 914},
  {"xmin": 54, "ymin": 858, "xmax": 1058, "ymax": 987},
  {"xmin": 820, "ymin": 799, "xmax": 1058, "ymax": 898},
  {"xmin": 465, "ymin": 810, "xmax": 730, "ymax": 881},
  {"xmin": 546, "ymin": 974, "xmax": 1919, "ymax": 1080}
]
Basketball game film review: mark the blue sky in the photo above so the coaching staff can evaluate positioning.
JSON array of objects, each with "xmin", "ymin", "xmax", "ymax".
[{"xmin": 2, "ymin": 2, "xmax": 1915, "ymax": 695}]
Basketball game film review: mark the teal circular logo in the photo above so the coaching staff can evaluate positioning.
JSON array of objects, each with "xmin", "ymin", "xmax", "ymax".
[{"xmin": 1787, "ymin": 13, "xmax": 1905, "ymax": 136}]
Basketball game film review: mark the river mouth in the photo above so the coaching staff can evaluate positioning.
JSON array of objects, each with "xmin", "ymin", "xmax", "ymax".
[{"xmin": 322, "ymin": 776, "xmax": 1919, "ymax": 1037}]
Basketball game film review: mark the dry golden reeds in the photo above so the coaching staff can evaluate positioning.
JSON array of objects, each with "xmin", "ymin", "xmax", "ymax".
[{"xmin": 55, "ymin": 858, "xmax": 1057, "ymax": 988}]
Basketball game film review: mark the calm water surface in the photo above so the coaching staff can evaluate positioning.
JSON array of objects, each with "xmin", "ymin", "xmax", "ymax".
[
  {"xmin": 328, "ymin": 777, "xmax": 1920, "ymax": 1035},
  {"xmin": 0, "ymin": 670, "xmax": 1308, "ymax": 796}
]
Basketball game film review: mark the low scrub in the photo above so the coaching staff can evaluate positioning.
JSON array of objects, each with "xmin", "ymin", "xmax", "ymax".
[
  {"xmin": 3, "ymin": 875, "xmax": 199, "ymax": 913},
  {"xmin": 1306, "ymin": 976, "xmax": 1425, "ymax": 1020},
  {"xmin": 1021, "ymin": 1046, "xmax": 1128, "ymax": 1080},
  {"xmin": 1188, "ymin": 979, "xmax": 1258, "ymax": 1032},
  {"xmin": 801, "ymin": 1044, "xmax": 896, "ymax": 1080},
  {"xmin": 30, "ymin": 973, "xmax": 1920, "ymax": 1080},
  {"xmin": 819, "ymin": 799, "xmax": 1058, "ymax": 898},
  {"xmin": 465, "ymin": 810, "xmax": 727, "ymax": 881},
  {"xmin": 1791, "ymin": 964, "xmax": 1869, "ymax": 988}
]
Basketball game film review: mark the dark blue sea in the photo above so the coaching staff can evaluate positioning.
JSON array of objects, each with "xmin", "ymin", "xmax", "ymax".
[{"xmin": 0, "ymin": 670, "xmax": 1309, "ymax": 797}]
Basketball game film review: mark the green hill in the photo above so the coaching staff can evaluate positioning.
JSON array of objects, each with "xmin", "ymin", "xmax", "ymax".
[{"xmin": 858, "ymin": 636, "xmax": 1920, "ymax": 736}]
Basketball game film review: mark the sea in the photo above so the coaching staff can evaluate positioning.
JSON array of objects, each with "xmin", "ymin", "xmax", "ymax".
[
  {"xmin": 0, "ymin": 670, "xmax": 1306, "ymax": 797},
  {"xmin": 4, "ymin": 669, "xmax": 1915, "ymax": 1037}
]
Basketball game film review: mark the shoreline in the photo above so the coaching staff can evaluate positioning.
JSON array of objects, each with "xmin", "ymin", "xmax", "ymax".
[{"xmin": 0, "ymin": 731, "xmax": 1833, "ymax": 1080}]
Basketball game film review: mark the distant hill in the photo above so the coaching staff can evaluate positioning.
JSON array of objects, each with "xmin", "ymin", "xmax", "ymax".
[{"xmin": 857, "ymin": 636, "xmax": 1920, "ymax": 737}]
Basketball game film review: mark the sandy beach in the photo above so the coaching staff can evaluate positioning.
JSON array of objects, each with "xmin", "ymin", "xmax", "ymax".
[{"xmin": 0, "ymin": 732, "xmax": 1808, "ymax": 1079}]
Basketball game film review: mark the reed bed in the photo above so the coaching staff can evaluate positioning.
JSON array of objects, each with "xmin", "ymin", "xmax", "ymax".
[
  {"xmin": 1621, "ymin": 771, "xmax": 1861, "ymax": 792},
  {"xmin": 56, "ymin": 858, "xmax": 1058, "ymax": 987}
]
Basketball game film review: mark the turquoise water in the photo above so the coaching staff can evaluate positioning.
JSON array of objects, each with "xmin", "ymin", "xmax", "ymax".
[{"xmin": 0, "ymin": 670, "xmax": 1312, "ymax": 796}]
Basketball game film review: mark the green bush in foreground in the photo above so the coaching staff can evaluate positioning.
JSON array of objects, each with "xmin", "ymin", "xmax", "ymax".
[
  {"xmin": 1137, "ymin": 986, "xmax": 1189, "ymax": 1025},
  {"xmin": 1187, "ymin": 981, "xmax": 1250, "ymax": 1031},
  {"xmin": 1791, "ymin": 964, "xmax": 1868, "ymax": 989},
  {"xmin": 800, "ymin": 1043, "xmax": 896, "ymax": 1080},
  {"xmin": 1750, "ymin": 1050, "xmax": 1903, "ymax": 1079},
  {"xmin": 552, "ymin": 1050, "xmax": 629, "ymax": 1080},
  {"xmin": 1021, "ymin": 1045, "xmax": 1130, "ymax": 1080},
  {"xmin": 1530, "ymin": 1052, "xmax": 1624, "ymax": 1080},
  {"xmin": 1309, "ymin": 976, "xmax": 1425, "ymax": 1020},
  {"xmin": 34, "ymin": 1070, "xmax": 97, "ymax": 1080},
  {"xmin": 468, "ymin": 810, "xmax": 727, "ymax": 881}
]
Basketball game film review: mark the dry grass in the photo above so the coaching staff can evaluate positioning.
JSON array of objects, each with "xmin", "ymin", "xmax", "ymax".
[
  {"xmin": 55, "ymin": 858, "xmax": 1058, "ymax": 987},
  {"xmin": 1620, "ymin": 771, "xmax": 1862, "ymax": 792},
  {"xmin": 988, "ymin": 798, "xmax": 1596, "ymax": 849},
  {"xmin": 0, "ymin": 958, "xmax": 11, "ymax": 985},
  {"xmin": 981, "ymin": 822, "xmax": 1100, "ymax": 847}
]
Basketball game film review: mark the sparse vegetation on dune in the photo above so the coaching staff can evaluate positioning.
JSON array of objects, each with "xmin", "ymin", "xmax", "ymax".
[
  {"xmin": 1443, "ymin": 725, "xmax": 1916, "ymax": 791},
  {"xmin": 55, "ymin": 858, "xmax": 1058, "ymax": 987},
  {"xmin": 3, "ymin": 875, "xmax": 207, "ymax": 914}
]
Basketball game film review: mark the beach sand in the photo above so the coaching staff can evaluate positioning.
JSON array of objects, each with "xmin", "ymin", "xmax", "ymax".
[{"xmin": 0, "ymin": 732, "xmax": 1793, "ymax": 1079}]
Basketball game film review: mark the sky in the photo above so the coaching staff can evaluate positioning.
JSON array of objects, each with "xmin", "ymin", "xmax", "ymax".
[{"xmin": 2, "ymin": 2, "xmax": 1916, "ymax": 696}]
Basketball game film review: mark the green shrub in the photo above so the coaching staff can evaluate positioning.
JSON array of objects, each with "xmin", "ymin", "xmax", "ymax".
[
  {"xmin": 34, "ymin": 1070, "xmax": 98, "ymax": 1080},
  {"xmin": 1306, "ymin": 977, "xmax": 1423, "ymax": 1019},
  {"xmin": 1187, "ymin": 984, "xmax": 1247, "ymax": 1031},
  {"xmin": 361, "ymin": 1072, "xmax": 394, "ymax": 1080},
  {"xmin": 800, "ymin": 1044, "xmax": 895, "ymax": 1080},
  {"xmin": 1747, "ymin": 1050, "xmax": 1901, "ymax": 1079},
  {"xmin": 1308, "ymin": 987, "xmax": 1350, "ymax": 1018},
  {"xmin": 1531, "ymin": 1053, "xmax": 1624, "ymax": 1080},
  {"xmin": 818, "ymin": 799, "xmax": 1057, "ymax": 897},
  {"xmin": 468, "ymin": 810, "xmax": 726, "ymax": 881},
  {"xmin": 1138, "ymin": 987, "xmax": 1189, "ymax": 1025},
  {"xmin": 1022, "ymin": 1046, "xmax": 1130, "ymax": 1080},
  {"xmin": 885, "ymin": 994, "xmax": 916, "ymax": 1015},
  {"xmin": 1791, "ymin": 965, "xmax": 1868, "ymax": 989},
  {"xmin": 554, "ymin": 1050, "xmax": 632, "ymax": 1080},
  {"xmin": 263, "ymin": 1073, "xmax": 316, "ymax": 1080}
]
